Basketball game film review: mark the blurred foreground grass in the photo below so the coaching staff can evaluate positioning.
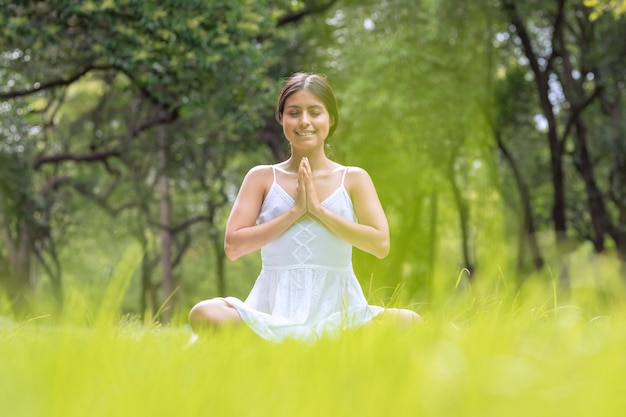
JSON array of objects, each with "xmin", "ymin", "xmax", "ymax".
[{"xmin": 2, "ymin": 273, "xmax": 626, "ymax": 417}]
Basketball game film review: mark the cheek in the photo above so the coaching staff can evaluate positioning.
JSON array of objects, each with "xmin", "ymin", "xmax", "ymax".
[
  {"xmin": 282, "ymin": 118, "xmax": 296, "ymax": 130},
  {"xmin": 282, "ymin": 119, "xmax": 297, "ymax": 137}
]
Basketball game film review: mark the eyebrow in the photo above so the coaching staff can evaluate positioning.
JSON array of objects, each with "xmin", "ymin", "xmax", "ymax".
[{"xmin": 286, "ymin": 104, "xmax": 324, "ymax": 109}]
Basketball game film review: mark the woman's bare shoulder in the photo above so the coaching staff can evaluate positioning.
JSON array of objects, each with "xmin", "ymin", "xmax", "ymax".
[
  {"xmin": 345, "ymin": 166, "xmax": 373, "ymax": 182},
  {"xmin": 243, "ymin": 164, "xmax": 274, "ymax": 181},
  {"xmin": 234, "ymin": 165, "xmax": 274, "ymax": 198},
  {"xmin": 344, "ymin": 166, "xmax": 377, "ymax": 193}
]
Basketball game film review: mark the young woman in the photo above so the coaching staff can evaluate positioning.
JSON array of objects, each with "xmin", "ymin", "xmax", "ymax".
[{"xmin": 189, "ymin": 72, "xmax": 420, "ymax": 342}]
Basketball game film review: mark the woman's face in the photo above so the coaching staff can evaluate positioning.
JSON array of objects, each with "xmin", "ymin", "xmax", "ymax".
[{"xmin": 280, "ymin": 89, "xmax": 334, "ymax": 151}]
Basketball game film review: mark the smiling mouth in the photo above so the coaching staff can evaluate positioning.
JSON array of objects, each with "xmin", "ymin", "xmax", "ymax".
[{"xmin": 296, "ymin": 131, "xmax": 316, "ymax": 136}]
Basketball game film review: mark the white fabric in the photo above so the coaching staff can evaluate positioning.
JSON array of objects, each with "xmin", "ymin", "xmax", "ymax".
[{"xmin": 224, "ymin": 166, "xmax": 384, "ymax": 342}]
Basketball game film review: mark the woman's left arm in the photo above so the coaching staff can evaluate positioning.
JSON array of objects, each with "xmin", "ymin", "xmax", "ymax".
[{"xmin": 306, "ymin": 165, "xmax": 390, "ymax": 259}]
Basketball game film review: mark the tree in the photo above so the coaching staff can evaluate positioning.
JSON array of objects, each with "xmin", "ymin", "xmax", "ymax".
[
  {"xmin": 496, "ymin": 0, "xmax": 626, "ymax": 279},
  {"xmin": 492, "ymin": 65, "xmax": 546, "ymax": 271},
  {"xmin": 0, "ymin": 0, "xmax": 346, "ymax": 319},
  {"xmin": 0, "ymin": 0, "xmax": 287, "ymax": 318}
]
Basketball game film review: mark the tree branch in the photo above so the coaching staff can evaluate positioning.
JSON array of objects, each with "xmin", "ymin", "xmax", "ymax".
[
  {"xmin": 0, "ymin": 64, "xmax": 117, "ymax": 100},
  {"xmin": 33, "ymin": 150, "xmax": 122, "ymax": 170},
  {"xmin": 38, "ymin": 176, "xmax": 74, "ymax": 196},
  {"xmin": 277, "ymin": 0, "xmax": 339, "ymax": 27},
  {"xmin": 561, "ymin": 85, "xmax": 603, "ymax": 143},
  {"xmin": 130, "ymin": 110, "xmax": 180, "ymax": 137},
  {"xmin": 148, "ymin": 214, "xmax": 213, "ymax": 235}
]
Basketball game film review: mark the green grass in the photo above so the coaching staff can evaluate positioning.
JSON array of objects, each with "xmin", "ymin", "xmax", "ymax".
[{"xmin": 2, "ymin": 274, "xmax": 626, "ymax": 417}]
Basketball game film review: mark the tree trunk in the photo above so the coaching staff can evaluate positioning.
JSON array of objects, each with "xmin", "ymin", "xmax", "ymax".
[
  {"xmin": 33, "ymin": 244, "xmax": 63, "ymax": 311},
  {"xmin": 597, "ymin": 74, "xmax": 626, "ymax": 266},
  {"xmin": 503, "ymin": 0, "xmax": 569, "ymax": 283},
  {"xmin": 210, "ymin": 227, "xmax": 227, "ymax": 296},
  {"xmin": 157, "ymin": 124, "xmax": 174, "ymax": 323},
  {"xmin": 496, "ymin": 134, "xmax": 544, "ymax": 271},
  {"xmin": 556, "ymin": 24, "xmax": 611, "ymax": 254},
  {"xmin": 0, "ymin": 216, "xmax": 32, "ymax": 317},
  {"xmin": 137, "ymin": 231, "xmax": 155, "ymax": 320},
  {"xmin": 449, "ymin": 166, "xmax": 474, "ymax": 276},
  {"xmin": 572, "ymin": 120, "xmax": 611, "ymax": 252}
]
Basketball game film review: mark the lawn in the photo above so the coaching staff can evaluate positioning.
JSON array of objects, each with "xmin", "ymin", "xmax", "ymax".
[{"xmin": 2, "ymin": 274, "xmax": 626, "ymax": 417}]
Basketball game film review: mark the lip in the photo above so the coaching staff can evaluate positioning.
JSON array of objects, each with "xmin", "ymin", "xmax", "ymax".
[{"xmin": 296, "ymin": 131, "xmax": 316, "ymax": 136}]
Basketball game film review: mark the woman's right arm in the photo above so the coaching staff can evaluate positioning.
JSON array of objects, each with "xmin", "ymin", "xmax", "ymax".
[{"xmin": 224, "ymin": 165, "xmax": 306, "ymax": 260}]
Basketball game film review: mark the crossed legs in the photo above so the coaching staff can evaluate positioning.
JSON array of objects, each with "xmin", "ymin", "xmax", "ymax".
[{"xmin": 189, "ymin": 299, "xmax": 421, "ymax": 334}]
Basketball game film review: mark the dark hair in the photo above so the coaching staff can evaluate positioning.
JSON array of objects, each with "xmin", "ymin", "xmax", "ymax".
[{"xmin": 275, "ymin": 72, "xmax": 339, "ymax": 138}]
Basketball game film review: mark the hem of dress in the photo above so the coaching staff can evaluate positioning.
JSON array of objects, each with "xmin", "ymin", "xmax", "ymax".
[
  {"xmin": 261, "ymin": 263, "xmax": 352, "ymax": 272},
  {"xmin": 222, "ymin": 296, "xmax": 386, "ymax": 343}
]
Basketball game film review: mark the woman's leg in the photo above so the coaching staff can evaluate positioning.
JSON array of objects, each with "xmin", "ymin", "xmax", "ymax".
[
  {"xmin": 189, "ymin": 298, "xmax": 243, "ymax": 332},
  {"xmin": 380, "ymin": 308, "xmax": 423, "ymax": 325}
]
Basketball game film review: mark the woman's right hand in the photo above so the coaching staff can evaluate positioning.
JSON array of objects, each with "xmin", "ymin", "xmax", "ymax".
[{"xmin": 294, "ymin": 158, "xmax": 308, "ymax": 217}]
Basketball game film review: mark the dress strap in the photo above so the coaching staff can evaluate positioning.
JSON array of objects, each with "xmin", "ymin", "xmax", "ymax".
[
  {"xmin": 271, "ymin": 165, "xmax": 277, "ymax": 183},
  {"xmin": 340, "ymin": 166, "xmax": 350, "ymax": 187}
]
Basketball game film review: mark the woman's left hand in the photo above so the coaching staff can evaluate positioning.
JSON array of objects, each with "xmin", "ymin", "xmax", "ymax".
[{"xmin": 300, "ymin": 157, "xmax": 322, "ymax": 216}]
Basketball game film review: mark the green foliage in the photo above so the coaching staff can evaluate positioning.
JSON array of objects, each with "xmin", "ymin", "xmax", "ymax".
[
  {"xmin": 1, "ymin": 0, "xmax": 280, "ymax": 111},
  {"xmin": 295, "ymin": 0, "xmax": 502, "ymax": 301},
  {"xmin": 584, "ymin": 0, "xmax": 626, "ymax": 19},
  {"xmin": 0, "ymin": 0, "xmax": 294, "ymax": 317},
  {"xmin": 0, "ymin": 95, "xmax": 35, "ymax": 220}
]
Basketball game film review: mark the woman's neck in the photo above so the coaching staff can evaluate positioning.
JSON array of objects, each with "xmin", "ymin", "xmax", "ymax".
[{"xmin": 286, "ymin": 149, "xmax": 332, "ymax": 172}]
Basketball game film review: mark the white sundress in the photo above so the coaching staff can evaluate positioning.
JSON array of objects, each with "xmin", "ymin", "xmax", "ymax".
[{"xmin": 223, "ymin": 165, "xmax": 384, "ymax": 342}]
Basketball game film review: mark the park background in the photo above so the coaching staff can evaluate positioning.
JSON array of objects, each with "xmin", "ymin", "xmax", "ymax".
[{"xmin": 2, "ymin": 1, "xmax": 626, "ymax": 416}]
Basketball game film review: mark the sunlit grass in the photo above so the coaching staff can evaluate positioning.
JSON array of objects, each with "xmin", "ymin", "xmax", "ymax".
[
  {"xmin": 2, "ymin": 248, "xmax": 626, "ymax": 416},
  {"xmin": 2, "ymin": 284, "xmax": 626, "ymax": 416}
]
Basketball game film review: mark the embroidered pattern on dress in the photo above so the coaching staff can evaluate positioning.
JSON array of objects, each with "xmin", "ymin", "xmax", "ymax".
[{"xmin": 292, "ymin": 222, "xmax": 315, "ymax": 263}]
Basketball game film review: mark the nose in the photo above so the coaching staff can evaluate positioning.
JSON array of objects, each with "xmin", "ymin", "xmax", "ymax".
[{"xmin": 300, "ymin": 111, "xmax": 311, "ymax": 125}]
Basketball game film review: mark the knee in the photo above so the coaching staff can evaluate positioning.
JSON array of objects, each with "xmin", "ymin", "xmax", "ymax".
[
  {"xmin": 386, "ymin": 308, "xmax": 423, "ymax": 325},
  {"xmin": 188, "ymin": 299, "xmax": 221, "ymax": 330},
  {"xmin": 405, "ymin": 309, "xmax": 423, "ymax": 323},
  {"xmin": 401, "ymin": 309, "xmax": 423, "ymax": 324},
  {"xmin": 189, "ymin": 298, "xmax": 241, "ymax": 331}
]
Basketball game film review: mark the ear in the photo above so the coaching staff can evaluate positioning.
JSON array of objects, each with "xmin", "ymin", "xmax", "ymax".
[{"xmin": 278, "ymin": 113, "xmax": 283, "ymax": 125}]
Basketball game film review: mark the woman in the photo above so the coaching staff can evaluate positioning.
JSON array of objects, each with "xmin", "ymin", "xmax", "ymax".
[{"xmin": 189, "ymin": 72, "xmax": 420, "ymax": 342}]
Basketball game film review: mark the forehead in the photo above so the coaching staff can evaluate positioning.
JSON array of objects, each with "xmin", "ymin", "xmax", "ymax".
[{"xmin": 285, "ymin": 89, "xmax": 326, "ymax": 108}]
